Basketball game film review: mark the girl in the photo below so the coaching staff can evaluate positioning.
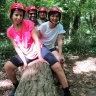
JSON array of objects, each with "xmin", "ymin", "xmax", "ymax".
[
  {"xmin": 38, "ymin": 7, "xmax": 71, "ymax": 96},
  {"xmin": 38, "ymin": 7, "xmax": 65, "ymax": 68},
  {"xmin": 4, "ymin": 3, "xmax": 71, "ymax": 96}
]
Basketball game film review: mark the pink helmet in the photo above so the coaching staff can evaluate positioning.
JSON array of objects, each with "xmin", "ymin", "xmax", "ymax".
[
  {"xmin": 26, "ymin": 6, "xmax": 37, "ymax": 13},
  {"xmin": 38, "ymin": 7, "xmax": 48, "ymax": 13},
  {"xmin": 49, "ymin": 7, "xmax": 61, "ymax": 13},
  {"xmin": 10, "ymin": 3, "xmax": 25, "ymax": 11},
  {"xmin": 48, "ymin": 7, "xmax": 61, "ymax": 21}
]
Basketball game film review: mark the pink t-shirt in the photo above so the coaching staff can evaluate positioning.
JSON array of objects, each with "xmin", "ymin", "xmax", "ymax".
[{"xmin": 7, "ymin": 20, "xmax": 42, "ymax": 59}]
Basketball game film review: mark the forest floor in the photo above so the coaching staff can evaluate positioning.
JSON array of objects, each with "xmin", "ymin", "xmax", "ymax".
[{"xmin": 0, "ymin": 54, "xmax": 96, "ymax": 96}]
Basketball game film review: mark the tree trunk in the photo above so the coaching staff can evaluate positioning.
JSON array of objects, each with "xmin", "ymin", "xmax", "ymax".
[{"xmin": 15, "ymin": 60, "xmax": 64, "ymax": 96}]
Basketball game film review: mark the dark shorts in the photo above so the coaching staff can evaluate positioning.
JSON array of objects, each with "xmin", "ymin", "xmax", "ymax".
[
  {"xmin": 50, "ymin": 47, "xmax": 56, "ymax": 52},
  {"xmin": 10, "ymin": 45, "xmax": 58, "ymax": 67}
]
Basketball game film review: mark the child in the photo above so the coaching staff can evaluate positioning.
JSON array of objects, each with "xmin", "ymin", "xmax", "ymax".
[
  {"xmin": 38, "ymin": 7, "xmax": 66, "ymax": 68},
  {"xmin": 4, "ymin": 3, "xmax": 71, "ymax": 96}
]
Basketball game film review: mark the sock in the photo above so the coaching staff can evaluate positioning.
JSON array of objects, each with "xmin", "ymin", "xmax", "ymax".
[
  {"xmin": 13, "ymin": 81, "xmax": 19, "ymax": 89},
  {"xmin": 63, "ymin": 87, "xmax": 71, "ymax": 96}
]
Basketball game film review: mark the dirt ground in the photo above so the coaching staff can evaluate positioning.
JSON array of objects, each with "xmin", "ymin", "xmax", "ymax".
[{"xmin": 0, "ymin": 54, "xmax": 96, "ymax": 96}]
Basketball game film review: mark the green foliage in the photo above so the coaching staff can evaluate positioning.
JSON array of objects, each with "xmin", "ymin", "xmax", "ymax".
[
  {"xmin": 63, "ymin": 36, "xmax": 90, "ymax": 54},
  {"xmin": 0, "ymin": 0, "xmax": 6, "ymax": 3},
  {"xmin": 63, "ymin": 27, "xmax": 96, "ymax": 55},
  {"xmin": 0, "ymin": 33, "xmax": 15, "ymax": 64},
  {"xmin": 0, "ymin": 0, "xmax": 96, "ymax": 63},
  {"xmin": 0, "ymin": 12, "xmax": 11, "ymax": 32},
  {"xmin": 17, "ymin": 0, "xmax": 55, "ymax": 8},
  {"xmin": 0, "ymin": 0, "xmax": 11, "ymax": 32}
]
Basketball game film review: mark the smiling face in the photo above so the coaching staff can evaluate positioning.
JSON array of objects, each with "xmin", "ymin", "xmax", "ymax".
[
  {"xmin": 28, "ymin": 10, "xmax": 37, "ymax": 21},
  {"xmin": 11, "ymin": 9, "xmax": 24, "ymax": 25},
  {"xmin": 49, "ymin": 13, "xmax": 59, "ymax": 25}
]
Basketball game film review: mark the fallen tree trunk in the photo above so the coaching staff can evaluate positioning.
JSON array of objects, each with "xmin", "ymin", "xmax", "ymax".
[{"xmin": 15, "ymin": 60, "xmax": 64, "ymax": 96}]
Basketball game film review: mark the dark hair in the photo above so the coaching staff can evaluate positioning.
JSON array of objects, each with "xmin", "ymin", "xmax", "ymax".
[
  {"xmin": 10, "ymin": 9, "xmax": 25, "ymax": 19},
  {"xmin": 48, "ymin": 11, "xmax": 61, "ymax": 21}
]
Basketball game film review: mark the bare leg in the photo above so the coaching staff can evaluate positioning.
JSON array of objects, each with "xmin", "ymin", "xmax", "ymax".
[
  {"xmin": 4, "ymin": 61, "xmax": 18, "ymax": 84},
  {"xmin": 52, "ymin": 51, "xmax": 65, "ymax": 69},
  {"xmin": 51, "ymin": 62, "xmax": 68, "ymax": 88}
]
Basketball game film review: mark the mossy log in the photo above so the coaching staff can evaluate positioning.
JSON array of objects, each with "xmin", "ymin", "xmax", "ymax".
[{"xmin": 15, "ymin": 60, "xmax": 64, "ymax": 96}]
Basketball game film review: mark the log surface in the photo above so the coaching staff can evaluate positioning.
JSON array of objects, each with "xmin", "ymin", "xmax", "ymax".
[{"xmin": 15, "ymin": 60, "xmax": 64, "ymax": 96}]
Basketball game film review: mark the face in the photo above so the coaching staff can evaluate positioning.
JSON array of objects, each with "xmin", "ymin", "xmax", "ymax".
[
  {"xmin": 50, "ymin": 13, "xmax": 59, "ymax": 24},
  {"xmin": 28, "ymin": 10, "xmax": 37, "ymax": 21},
  {"xmin": 12, "ymin": 9, "xmax": 23, "ymax": 25},
  {"xmin": 39, "ymin": 11, "xmax": 47, "ymax": 19}
]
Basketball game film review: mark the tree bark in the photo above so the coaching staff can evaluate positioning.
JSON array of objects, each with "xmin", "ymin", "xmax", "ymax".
[{"xmin": 15, "ymin": 60, "xmax": 64, "ymax": 96}]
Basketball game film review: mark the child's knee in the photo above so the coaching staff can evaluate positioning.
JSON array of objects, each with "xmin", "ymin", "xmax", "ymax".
[
  {"xmin": 51, "ymin": 63, "xmax": 63, "ymax": 72},
  {"xmin": 4, "ymin": 61, "xmax": 15, "ymax": 71}
]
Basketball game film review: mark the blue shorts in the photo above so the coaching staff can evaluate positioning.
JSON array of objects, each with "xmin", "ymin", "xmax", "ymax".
[
  {"xmin": 50, "ymin": 47, "xmax": 56, "ymax": 52},
  {"xmin": 10, "ymin": 45, "xmax": 58, "ymax": 67}
]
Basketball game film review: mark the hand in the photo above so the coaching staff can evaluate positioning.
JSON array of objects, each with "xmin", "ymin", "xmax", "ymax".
[
  {"xmin": 20, "ymin": 63, "xmax": 28, "ymax": 72},
  {"xmin": 38, "ymin": 56, "xmax": 48, "ymax": 64},
  {"xmin": 60, "ymin": 55, "xmax": 65, "ymax": 64}
]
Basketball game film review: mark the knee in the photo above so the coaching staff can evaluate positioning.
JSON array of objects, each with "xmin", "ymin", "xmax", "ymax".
[
  {"xmin": 56, "ymin": 65, "xmax": 63, "ymax": 72},
  {"xmin": 56, "ymin": 56, "xmax": 60, "ymax": 62},
  {"xmin": 51, "ymin": 63, "xmax": 63, "ymax": 72},
  {"xmin": 4, "ymin": 61, "xmax": 15, "ymax": 72}
]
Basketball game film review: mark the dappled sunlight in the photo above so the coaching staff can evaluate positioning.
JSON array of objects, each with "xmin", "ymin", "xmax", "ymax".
[
  {"xmin": 0, "ymin": 79, "xmax": 13, "ymax": 90},
  {"xmin": 73, "ymin": 57, "xmax": 96, "ymax": 74}
]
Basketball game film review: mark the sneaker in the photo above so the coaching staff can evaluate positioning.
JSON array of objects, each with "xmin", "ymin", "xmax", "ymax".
[{"xmin": 8, "ymin": 88, "xmax": 16, "ymax": 96}]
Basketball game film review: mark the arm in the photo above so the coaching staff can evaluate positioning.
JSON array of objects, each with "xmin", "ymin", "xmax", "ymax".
[
  {"xmin": 38, "ymin": 30, "xmax": 43, "ymax": 39},
  {"xmin": 32, "ymin": 27, "xmax": 48, "ymax": 64},
  {"xmin": 31, "ymin": 27, "xmax": 42, "ymax": 58},
  {"xmin": 57, "ymin": 34, "xmax": 65, "ymax": 64},
  {"xmin": 10, "ymin": 38, "xmax": 27, "ymax": 69},
  {"xmin": 57, "ymin": 34, "xmax": 64, "ymax": 55}
]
